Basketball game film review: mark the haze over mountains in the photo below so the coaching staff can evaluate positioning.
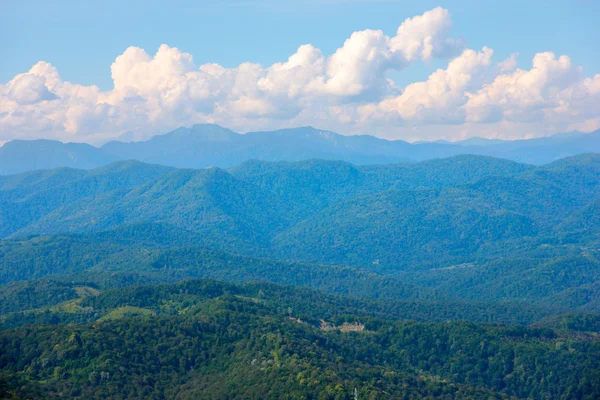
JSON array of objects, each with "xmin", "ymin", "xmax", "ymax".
[{"xmin": 1, "ymin": 124, "xmax": 600, "ymax": 174}]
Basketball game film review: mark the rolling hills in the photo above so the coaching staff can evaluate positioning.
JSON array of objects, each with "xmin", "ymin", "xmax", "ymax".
[
  {"xmin": 1, "ymin": 152, "xmax": 599, "ymax": 399},
  {"xmin": 1, "ymin": 155, "xmax": 597, "ymax": 268},
  {"xmin": 0, "ymin": 154, "xmax": 598, "ymax": 313}
]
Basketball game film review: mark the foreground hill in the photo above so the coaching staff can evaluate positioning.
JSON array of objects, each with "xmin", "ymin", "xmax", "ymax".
[
  {"xmin": 1, "ymin": 279, "xmax": 599, "ymax": 399},
  {"xmin": 0, "ymin": 277, "xmax": 556, "ymax": 329},
  {"xmin": 2, "ymin": 124, "xmax": 599, "ymax": 174}
]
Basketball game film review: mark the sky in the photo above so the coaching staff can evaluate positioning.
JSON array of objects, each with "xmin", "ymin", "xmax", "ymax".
[{"xmin": 1, "ymin": 0, "xmax": 599, "ymax": 144}]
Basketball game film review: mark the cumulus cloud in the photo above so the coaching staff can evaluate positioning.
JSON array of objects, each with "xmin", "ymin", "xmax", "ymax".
[
  {"xmin": 1, "ymin": 62, "xmax": 59, "ymax": 107},
  {"xmin": 390, "ymin": 6, "xmax": 464, "ymax": 62},
  {"xmin": 6, "ymin": 74, "xmax": 57, "ymax": 105},
  {"xmin": 0, "ymin": 7, "xmax": 599, "ymax": 143},
  {"xmin": 464, "ymin": 52, "xmax": 589, "ymax": 123},
  {"xmin": 321, "ymin": 7, "xmax": 463, "ymax": 98},
  {"xmin": 378, "ymin": 46, "xmax": 494, "ymax": 123}
]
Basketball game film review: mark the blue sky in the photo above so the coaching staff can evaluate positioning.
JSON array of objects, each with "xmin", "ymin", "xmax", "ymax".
[
  {"xmin": 3, "ymin": 0, "xmax": 599, "ymax": 89},
  {"xmin": 1, "ymin": 0, "xmax": 599, "ymax": 143}
]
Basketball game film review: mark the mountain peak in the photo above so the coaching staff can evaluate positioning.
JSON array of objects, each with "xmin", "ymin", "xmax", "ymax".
[
  {"xmin": 159, "ymin": 124, "xmax": 239, "ymax": 142},
  {"xmin": 0, "ymin": 139, "xmax": 116, "ymax": 175},
  {"xmin": 3, "ymin": 139, "xmax": 68, "ymax": 148},
  {"xmin": 244, "ymin": 126, "xmax": 342, "ymax": 145}
]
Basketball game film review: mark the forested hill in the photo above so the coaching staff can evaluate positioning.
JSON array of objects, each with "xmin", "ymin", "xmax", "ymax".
[
  {"xmin": 1, "ymin": 278, "xmax": 599, "ymax": 399},
  {"xmin": 1, "ymin": 124, "xmax": 599, "ymax": 174},
  {"xmin": 0, "ymin": 154, "xmax": 597, "ymax": 268},
  {"xmin": 0, "ymin": 154, "xmax": 599, "ymax": 398},
  {"xmin": 0, "ymin": 153, "xmax": 599, "ymax": 314},
  {"xmin": 0, "ymin": 154, "xmax": 534, "ymax": 241}
]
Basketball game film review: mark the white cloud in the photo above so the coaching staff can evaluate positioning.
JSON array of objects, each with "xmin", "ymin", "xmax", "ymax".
[
  {"xmin": 497, "ymin": 53, "xmax": 519, "ymax": 74},
  {"xmin": 0, "ymin": 7, "xmax": 599, "ymax": 144},
  {"xmin": 321, "ymin": 6, "xmax": 463, "ymax": 98},
  {"xmin": 390, "ymin": 6, "xmax": 464, "ymax": 62},
  {"xmin": 464, "ymin": 52, "xmax": 589, "ymax": 123},
  {"xmin": 1, "ymin": 62, "xmax": 60, "ymax": 106},
  {"xmin": 257, "ymin": 44, "xmax": 325, "ymax": 99},
  {"xmin": 378, "ymin": 46, "xmax": 494, "ymax": 123},
  {"xmin": 6, "ymin": 74, "xmax": 57, "ymax": 105}
]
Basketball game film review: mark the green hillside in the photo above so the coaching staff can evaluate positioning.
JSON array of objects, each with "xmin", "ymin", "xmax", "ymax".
[
  {"xmin": 1, "ymin": 279, "xmax": 599, "ymax": 399},
  {"xmin": 1, "ymin": 154, "xmax": 599, "ymax": 398}
]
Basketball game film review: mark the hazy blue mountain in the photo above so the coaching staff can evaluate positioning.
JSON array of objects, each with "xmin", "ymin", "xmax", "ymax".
[
  {"xmin": 101, "ymin": 124, "xmax": 240, "ymax": 168},
  {"xmin": 413, "ymin": 139, "xmax": 452, "ymax": 144},
  {"xmin": 459, "ymin": 131, "xmax": 600, "ymax": 164},
  {"xmin": 101, "ymin": 124, "xmax": 412, "ymax": 167},
  {"xmin": 96, "ymin": 124, "xmax": 600, "ymax": 166},
  {"xmin": 455, "ymin": 137, "xmax": 508, "ymax": 146},
  {"xmin": 2, "ymin": 125, "xmax": 599, "ymax": 174},
  {"xmin": 234, "ymin": 126, "xmax": 413, "ymax": 164},
  {"xmin": 0, "ymin": 139, "xmax": 117, "ymax": 175}
]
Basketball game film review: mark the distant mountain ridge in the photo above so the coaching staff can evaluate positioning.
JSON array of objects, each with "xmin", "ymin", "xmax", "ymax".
[
  {"xmin": 1, "ymin": 124, "xmax": 599, "ymax": 174},
  {"xmin": 0, "ymin": 139, "xmax": 118, "ymax": 175}
]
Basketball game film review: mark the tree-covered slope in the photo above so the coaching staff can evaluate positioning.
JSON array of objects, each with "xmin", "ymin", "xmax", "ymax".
[
  {"xmin": 0, "ymin": 230, "xmax": 434, "ymax": 303},
  {"xmin": 0, "ymin": 161, "xmax": 174, "ymax": 237},
  {"xmin": 0, "ymin": 154, "xmax": 598, "ymax": 313},
  {"xmin": 0, "ymin": 278, "xmax": 554, "ymax": 329},
  {"xmin": 0, "ymin": 225, "xmax": 596, "ymax": 324},
  {"xmin": 0, "ymin": 279, "xmax": 598, "ymax": 400},
  {"xmin": 271, "ymin": 154, "xmax": 600, "ymax": 269},
  {"xmin": 3, "ymin": 155, "xmax": 597, "ymax": 266},
  {"xmin": 6, "ymin": 155, "xmax": 535, "ymax": 240}
]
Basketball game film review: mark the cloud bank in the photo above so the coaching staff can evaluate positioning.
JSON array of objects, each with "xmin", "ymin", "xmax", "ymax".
[{"xmin": 1, "ymin": 7, "xmax": 599, "ymax": 143}]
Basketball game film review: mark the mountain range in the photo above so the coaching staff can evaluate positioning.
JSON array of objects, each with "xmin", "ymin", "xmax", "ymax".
[
  {"xmin": 1, "ymin": 152, "xmax": 599, "ymax": 398},
  {"xmin": 1, "ymin": 153, "xmax": 598, "ymax": 313},
  {"xmin": 2, "ymin": 124, "xmax": 600, "ymax": 174}
]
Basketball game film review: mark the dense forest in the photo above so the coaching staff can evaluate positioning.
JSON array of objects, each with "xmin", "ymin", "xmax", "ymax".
[
  {"xmin": 0, "ymin": 154, "xmax": 599, "ymax": 398},
  {"xmin": 1, "ymin": 279, "xmax": 600, "ymax": 399}
]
